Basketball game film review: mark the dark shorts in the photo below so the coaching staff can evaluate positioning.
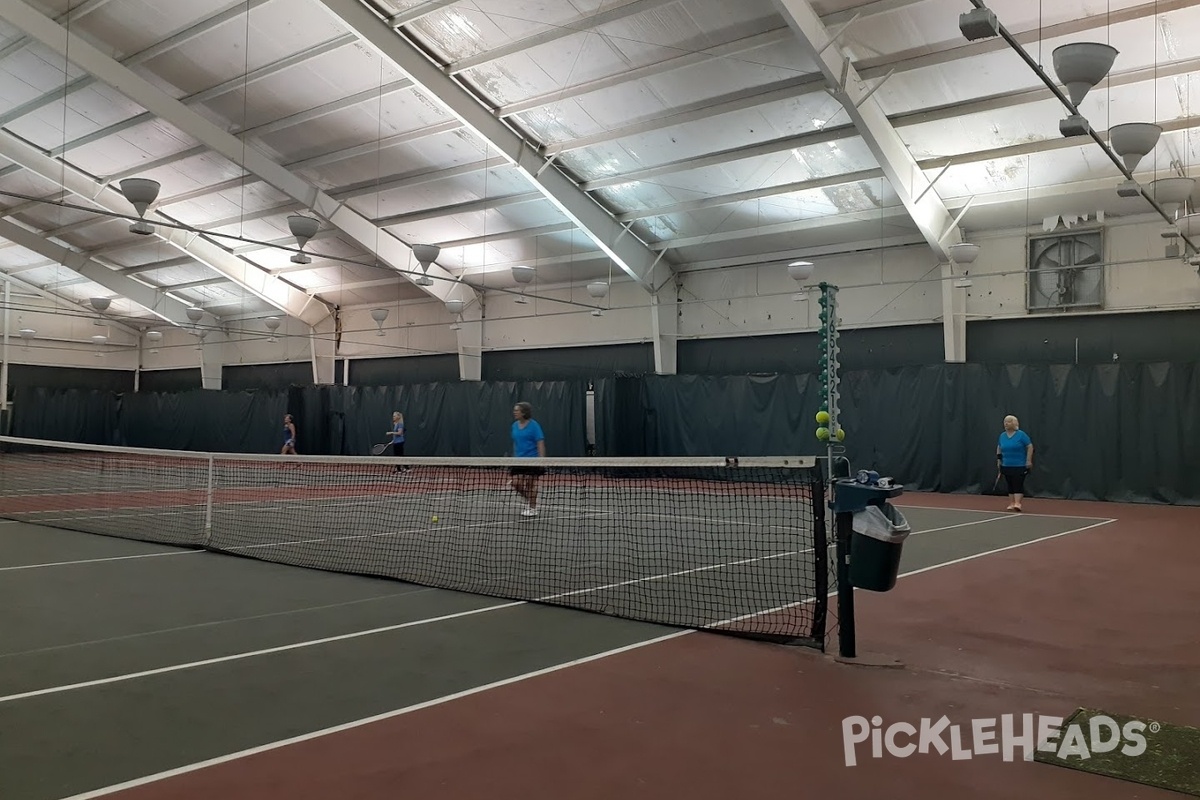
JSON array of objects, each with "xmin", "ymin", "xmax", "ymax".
[
  {"xmin": 510, "ymin": 466, "xmax": 545, "ymax": 477},
  {"xmin": 1001, "ymin": 465, "xmax": 1029, "ymax": 494}
]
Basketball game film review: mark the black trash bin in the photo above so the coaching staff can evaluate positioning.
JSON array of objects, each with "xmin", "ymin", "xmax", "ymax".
[{"xmin": 849, "ymin": 501, "xmax": 911, "ymax": 591}]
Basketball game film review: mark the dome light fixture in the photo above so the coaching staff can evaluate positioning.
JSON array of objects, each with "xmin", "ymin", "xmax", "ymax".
[
  {"xmin": 370, "ymin": 307, "xmax": 389, "ymax": 336},
  {"xmin": 412, "ymin": 244, "xmax": 440, "ymax": 286}
]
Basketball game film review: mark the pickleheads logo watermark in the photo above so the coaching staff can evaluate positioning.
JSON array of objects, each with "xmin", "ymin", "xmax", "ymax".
[{"xmin": 841, "ymin": 713, "xmax": 1158, "ymax": 766}]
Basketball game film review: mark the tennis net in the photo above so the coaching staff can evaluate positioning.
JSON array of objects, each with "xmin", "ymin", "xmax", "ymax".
[{"xmin": 0, "ymin": 436, "xmax": 830, "ymax": 647}]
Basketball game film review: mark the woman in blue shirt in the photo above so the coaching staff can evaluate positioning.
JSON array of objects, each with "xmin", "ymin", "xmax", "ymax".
[
  {"xmin": 385, "ymin": 411, "xmax": 406, "ymax": 473},
  {"xmin": 996, "ymin": 415, "xmax": 1033, "ymax": 512},
  {"xmin": 280, "ymin": 413, "xmax": 297, "ymax": 455},
  {"xmin": 510, "ymin": 401, "xmax": 545, "ymax": 517}
]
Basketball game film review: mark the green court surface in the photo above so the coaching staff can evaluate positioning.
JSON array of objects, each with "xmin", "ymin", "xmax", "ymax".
[{"xmin": 0, "ymin": 504, "xmax": 1111, "ymax": 800}]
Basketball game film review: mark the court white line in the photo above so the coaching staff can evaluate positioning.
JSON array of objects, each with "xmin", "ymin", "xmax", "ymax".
[
  {"xmin": 0, "ymin": 550, "xmax": 201, "ymax": 572},
  {"xmin": 54, "ymin": 629, "xmax": 695, "ymax": 800},
  {"xmin": 893, "ymin": 518, "xmax": 1116, "ymax": 576},
  {"xmin": 894, "ymin": 501, "xmax": 1116, "ymax": 522},
  {"xmin": 0, "ymin": 601, "xmax": 524, "ymax": 706},
  {"xmin": 906, "ymin": 514, "xmax": 1011, "ymax": 535},
  {"xmin": 0, "ymin": 590, "xmax": 439, "ymax": 662},
  {"xmin": 0, "ymin": 538, "xmax": 809, "ymax": 707},
  {"xmin": 52, "ymin": 516, "xmax": 1117, "ymax": 800}
]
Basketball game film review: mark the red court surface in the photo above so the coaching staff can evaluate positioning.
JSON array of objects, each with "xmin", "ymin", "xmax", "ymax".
[{"xmin": 85, "ymin": 493, "xmax": 1200, "ymax": 800}]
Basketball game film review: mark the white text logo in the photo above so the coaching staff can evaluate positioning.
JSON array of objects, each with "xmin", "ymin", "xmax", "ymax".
[{"xmin": 841, "ymin": 713, "xmax": 1157, "ymax": 766}]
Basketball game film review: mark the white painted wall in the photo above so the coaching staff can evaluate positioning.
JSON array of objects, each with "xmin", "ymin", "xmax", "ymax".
[
  {"xmin": 962, "ymin": 218, "xmax": 1200, "ymax": 319},
  {"xmin": 7, "ymin": 215, "xmax": 1200, "ymax": 383},
  {"xmin": 2, "ymin": 294, "xmax": 140, "ymax": 371},
  {"xmin": 481, "ymin": 280, "xmax": 652, "ymax": 349},
  {"xmin": 336, "ymin": 301, "xmax": 458, "ymax": 359}
]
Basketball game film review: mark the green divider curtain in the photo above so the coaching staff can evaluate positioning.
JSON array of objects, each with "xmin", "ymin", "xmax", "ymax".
[{"xmin": 9, "ymin": 365, "xmax": 1198, "ymax": 504}]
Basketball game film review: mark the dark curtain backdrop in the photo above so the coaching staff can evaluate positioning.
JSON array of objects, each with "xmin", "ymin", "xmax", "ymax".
[
  {"xmin": 285, "ymin": 381, "xmax": 588, "ymax": 457},
  {"xmin": 592, "ymin": 363, "xmax": 1200, "ymax": 505},
  {"xmin": 11, "ymin": 381, "xmax": 588, "ymax": 458},
  {"xmin": 10, "ymin": 364, "xmax": 1198, "ymax": 504}
]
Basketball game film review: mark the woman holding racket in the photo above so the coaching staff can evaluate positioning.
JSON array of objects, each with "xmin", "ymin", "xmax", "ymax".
[
  {"xmin": 382, "ymin": 411, "xmax": 406, "ymax": 473},
  {"xmin": 996, "ymin": 415, "xmax": 1033, "ymax": 512}
]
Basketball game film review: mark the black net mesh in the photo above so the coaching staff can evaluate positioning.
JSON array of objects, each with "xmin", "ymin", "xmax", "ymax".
[{"xmin": 0, "ymin": 437, "xmax": 830, "ymax": 647}]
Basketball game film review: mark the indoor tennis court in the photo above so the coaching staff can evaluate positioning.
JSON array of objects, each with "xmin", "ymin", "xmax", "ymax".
[
  {"xmin": 2, "ymin": 0, "xmax": 1200, "ymax": 798},
  {"xmin": 6, "ymin": 492, "xmax": 1193, "ymax": 800}
]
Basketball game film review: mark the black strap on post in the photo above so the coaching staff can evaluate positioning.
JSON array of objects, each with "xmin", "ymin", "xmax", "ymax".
[{"xmin": 836, "ymin": 508, "xmax": 856, "ymax": 659}]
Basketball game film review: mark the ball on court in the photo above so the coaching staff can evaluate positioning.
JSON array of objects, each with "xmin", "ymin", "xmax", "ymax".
[
  {"xmin": 815, "ymin": 410, "xmax": 830, "ymax": 425},
  {"xmin": 816, "ymin": 426, "xmax": 830, "ymax": 441}
]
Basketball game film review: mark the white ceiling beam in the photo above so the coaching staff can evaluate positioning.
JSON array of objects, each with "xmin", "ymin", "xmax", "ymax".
[
  {"xmin": 651, "ymin": 206, "xmax": 914, "ymax": 251},
  {"xmin": 286, "ymin": 121, "xmax": 461, "ymax": 173},
  {"xmin": 0, "ymin": 128, "xmax": 327, "ymax": 326},
  {"xmin": 499, "ymin": 1, "xmax": 922, "ymax": 121},
  {"xmin": 0, "ymin": 0, "xmax": 474, "ymax": 312},
  {"xmin": 543, "ymin": 75, "xmax": 821, "ymax": 157},
  {"xmin": 0, "ymin": 218, "xmax": 195, "ymax": 327},
  {"xmin": 90, "ymin": 0, "xmax": 1169, "ymax": 237},
  {"xmin": 436, "ymin": 223, "xmax": 578, "ymax": 250},
  {"xmin": 0, "ymin": 0, "xmax": 274, "ymax": 130},
  {"xmin": 448, "ymin": 0, "xmax": 677, "ymax": 75},
  {"xmin": 313, "ymin": 0, "xmax": 672, "ymax": 293},
  {"xmin": 376, "ymin": 192, "xmax": 542, "ymax": 226},
  {"xmin": 502, "ymin": 28, "xmax": 797, "ymax": 119},
  {"xmin": 245, "ymin": 77, "xmax": 412, "ymax": 139},
  {"xmin": 754, "ymin": 0, "xmax": 965, "ymax": 261},
  {"xmin": 0, "ymin": 0, "xmax": 112, "ymax": 59}
]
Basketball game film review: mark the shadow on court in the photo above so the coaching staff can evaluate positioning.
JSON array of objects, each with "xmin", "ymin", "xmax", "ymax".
[{"xmin": 0, "ymin": 503, "xmax": 1109, "ymax": 800}]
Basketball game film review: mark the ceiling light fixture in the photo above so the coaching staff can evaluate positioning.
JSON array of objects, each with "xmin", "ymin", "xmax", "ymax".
[
  {"xmin": 288, "ymin": 215, "xmax": 320, "ymax": 264},
  {"xmin": 370, "ymin": 307, "xmax": 389, "ymax": 336},
  {"xmin": 787, "ymin": 260, "xmax": 815, "ymax": 282},
  {"xmin": 119, "ymin": 178, "xmax": 161, "ymax": 235},
  {"xmin": 1051, "ymin": 43, "xmax": 1118, "ymax": 137},
  {"xmin": 411, "ymin": 244, "xmax": 440, "ymax": 286}
]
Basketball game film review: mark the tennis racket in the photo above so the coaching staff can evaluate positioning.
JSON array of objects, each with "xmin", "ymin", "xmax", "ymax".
[
  {"xmin": 992, "ymin": 472, "xmax": 1001, "ymax": 492},
  {"xmin": 371, "ymin": 442, "xmax": 391, "ymax": 456}
]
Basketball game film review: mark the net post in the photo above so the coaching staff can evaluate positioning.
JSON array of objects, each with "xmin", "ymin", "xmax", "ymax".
[
  {"xmin": 203, "ymin": 454, "xmax": 214, "ymax": 546},
  {"xmin": 810, "ymin": 460, "xmax": 829, "ymax": 647}
]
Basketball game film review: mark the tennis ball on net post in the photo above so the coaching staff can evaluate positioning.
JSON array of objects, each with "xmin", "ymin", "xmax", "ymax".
[
  {"xmin": 836, "ymin": 427, "xmax": 846, "ymax": 441},
  {"xmin": 816, "ymin": 426, "xmax": 830, "ymax": 441},
  {"xmin": 815, "ymin": 410, "xmax": 830, "ymax": 425}
]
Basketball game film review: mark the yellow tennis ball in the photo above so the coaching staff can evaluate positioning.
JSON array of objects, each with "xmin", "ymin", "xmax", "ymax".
[
  {"xmin": 816, "ymin": 426, "xmax": 830, "ymax": 441},
  {"xmin": 815, "ymin": 410, "xmax": 830, "ymax": 425},
  {"xmin": 432, "ymin": 515, "xmax": 439, "ymax": 523},
  {"xmin": 836, "ymin": 428, "xmax": 846, "ymax": 441}
]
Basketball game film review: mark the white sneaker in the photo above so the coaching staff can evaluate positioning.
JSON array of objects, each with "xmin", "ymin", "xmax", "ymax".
[{"xmin": 521, "ymin": 507, "xmax": 538, "ymax": 517}]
